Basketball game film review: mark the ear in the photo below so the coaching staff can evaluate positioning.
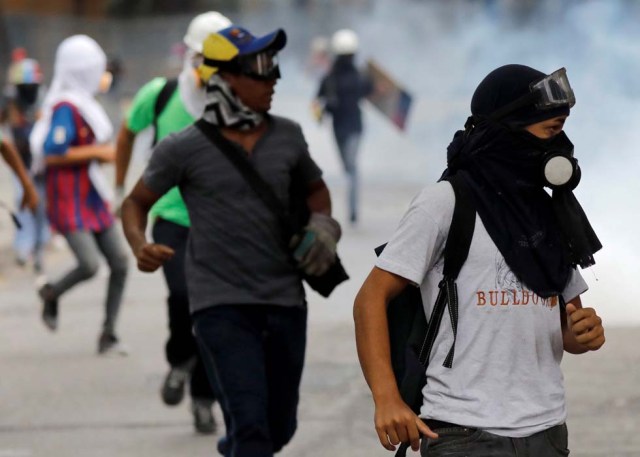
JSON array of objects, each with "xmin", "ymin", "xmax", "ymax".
[{"xmin": 219, "ymin": 71, "xmax": 240, "ymax": 91}]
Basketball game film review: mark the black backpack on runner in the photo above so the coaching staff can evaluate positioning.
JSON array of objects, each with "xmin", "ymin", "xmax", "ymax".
[
  {"xmin": 152, "ymin": 78, "xmax": 178, "ymax": 145},
  {"xmin": 374, "ymin": 174, "xmax": 476, "ymax": 457}
]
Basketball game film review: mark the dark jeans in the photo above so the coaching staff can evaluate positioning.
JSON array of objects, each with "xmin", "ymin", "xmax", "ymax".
[
  {"xmin": 193, "ymin": 304, "xmax": 307, "ymax": 457},
  {"xmin": 152, "ymin": 218, "xmax": 213, "ymax": 400},
  {"xmin": 421, "ymin": 423, "xmax": 570, "ymax": 456}
]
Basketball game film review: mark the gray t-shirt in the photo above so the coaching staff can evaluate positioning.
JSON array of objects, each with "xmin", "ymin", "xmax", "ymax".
[
  {"xmin": 377, "ymin": 181, "xmax": 588, "ymax": 438},
  {"xmin": 143, "ymin": 116, "xmax": 322, "ymax": 313}
]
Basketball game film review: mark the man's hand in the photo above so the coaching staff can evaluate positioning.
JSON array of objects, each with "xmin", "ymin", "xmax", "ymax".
[
  {"xmin": 291, "ymin": 213, "xmax": 341, "ymax": 276},
  {"xmin": 20, "ymin": 182, "xmax": 39, "ymax": 212},
  {"xmin": 134, "ymin": 243, "xmax": 175, "ymax": 272},
  {"xmin": 311, "ymin": 99, "xmax": 324, "ymax": 123},
  {"xmin": 374, "ymin": 395, "xmax": 438, "ymax": 452},
  {"xmin": 566, "ymin": 303, "xmax": 605, "ymax": 351}
]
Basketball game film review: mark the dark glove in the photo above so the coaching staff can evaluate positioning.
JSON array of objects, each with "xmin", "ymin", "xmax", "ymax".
[{"xmin": 291, "ymin": 213, "xmax": 342, "ymax": 276}]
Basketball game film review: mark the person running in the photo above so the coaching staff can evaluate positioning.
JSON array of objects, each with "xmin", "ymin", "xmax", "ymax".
[
  {"xmin": 1, "ymin": 54, "xmax": 50, "ymax": 272},
  {"xmin": 122, "ymin": 25, "xmax": 341, "ymax": 456},
  {"xmin": 29, "ymin": 35, "xmax": 129, "ymax": 356},
  {"xmin": 354, "ymin": 64, "xmax": 605, "ymax": 456},
  {"xmin": 114, "ymin": 11, "xmax": 231, "ymax": 434},
  {"xmin": 314, "ymin": 29, "xmax": 372, "ymax": 224}
]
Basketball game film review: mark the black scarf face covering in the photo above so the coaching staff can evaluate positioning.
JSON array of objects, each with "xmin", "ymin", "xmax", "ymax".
[{"xmin": 441, "ymin": 119, "xmax": 601, "ymax": 298}]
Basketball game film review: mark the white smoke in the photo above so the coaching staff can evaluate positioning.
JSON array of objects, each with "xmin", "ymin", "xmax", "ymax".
[{"xmin": 275, "ymin": 0, "xmax": 640, "ymax": 326}]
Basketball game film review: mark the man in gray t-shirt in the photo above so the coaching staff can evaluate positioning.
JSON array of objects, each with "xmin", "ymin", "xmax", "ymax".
[
  {"xmin": 122, "ymin": 25, "xmax": 342, "ymax": 457},
  {"xmin": 354, "ymin": 65, "xmax": 605, "ymax": 456}
]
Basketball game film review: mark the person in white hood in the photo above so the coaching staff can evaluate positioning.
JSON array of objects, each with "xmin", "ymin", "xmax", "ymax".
[{"xmin": 30, "ymin": 34, "xmax": 129, "ymax": 356}]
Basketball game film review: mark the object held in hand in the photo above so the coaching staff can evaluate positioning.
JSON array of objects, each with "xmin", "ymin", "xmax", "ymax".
[
  {"xmin": 0, "ymin": 201, "xmax": 22, "ymax": 229},
  {"xmin": 291, "ymin": 213, "xmax": 341, "ymax": 276}
]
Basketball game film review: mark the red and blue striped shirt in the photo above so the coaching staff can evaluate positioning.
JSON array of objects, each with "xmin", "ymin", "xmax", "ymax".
[{"xmin": 44, "ymin": 102, "xmax": 113, "ymax": 234}]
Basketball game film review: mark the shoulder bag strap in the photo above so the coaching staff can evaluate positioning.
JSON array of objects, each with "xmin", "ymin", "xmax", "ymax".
[{"xmin": 193, "ymin": 119, "xmax": 295, "ymax": 237}]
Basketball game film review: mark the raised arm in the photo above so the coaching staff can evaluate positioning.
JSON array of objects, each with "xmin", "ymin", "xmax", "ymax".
[
  {"xmin": 45, "ymin": 144, "xmax": 114, "ymax": 167},
  {"xmin": 354, "ymin": 267, "xmax": 437, "ymax": 452},
  {"xmin": 42, "ymin": 104, "xmax": 115, "ymax": 167},
  {"xmin": 121, "ymin": 179, "xmax": 175, "ymax": 272}
]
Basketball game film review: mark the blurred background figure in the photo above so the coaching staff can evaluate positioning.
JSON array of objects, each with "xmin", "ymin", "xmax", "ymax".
[
  {"xmin": 304, "ymin": 35, "xmax": 331, "ymax": 80},
  {"xmin": 314, "ymin": 29, "xmax": 372, "ymax": 225},
  {"xmin": 114, "ymin": 11, "xmax": 232, "ymax": 435},
  {"xmin": 0, "ymin": 50, "xmax": 50, "ymax": 273},
  {"xmin": 29, "ymin": 34, "xmax": 129, "ymax": 356}
]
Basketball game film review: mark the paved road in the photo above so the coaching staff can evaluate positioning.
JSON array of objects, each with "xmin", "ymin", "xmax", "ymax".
[{"xmin": 0, "ymin": 177, "xmax": 638, "ymax": 457}]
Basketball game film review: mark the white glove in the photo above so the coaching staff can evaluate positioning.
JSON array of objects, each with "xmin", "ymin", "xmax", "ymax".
[{"xmin": 291, "ymin": 213, "xmax": 341, "ymax": 276}]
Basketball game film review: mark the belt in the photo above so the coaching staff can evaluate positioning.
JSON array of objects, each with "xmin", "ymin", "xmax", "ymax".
[{"xmin": 424, "ymin": 419, "xmax": 473, "ymax": 431}]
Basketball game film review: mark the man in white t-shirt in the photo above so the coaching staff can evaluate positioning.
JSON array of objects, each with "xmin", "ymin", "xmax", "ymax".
[{"xmin": 354, "ymin": 65, "xmax": 605, "ymax": 456}]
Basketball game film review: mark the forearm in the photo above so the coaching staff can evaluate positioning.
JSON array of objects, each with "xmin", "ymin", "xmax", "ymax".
[
  {"xmin": 46, "ymin": 144, "xmax": 114, "ymax": 166},
  {"xmin": 1, "ymin": 141, "xmax": 32, "ymax": 187},
  {"xmin": 115, "ymin": 123, "xmax": 135, "ymax": 187},
  {"xmin": 306, "ymin": 179, "xmax": 332, "ymax": 215},
  {"xmin": 121, "ymin": 196, "xmax": 151, "ymax": 254},
  {"xmin": 354, "ymin": 285, "xmax": 403, "ymax": 404}
]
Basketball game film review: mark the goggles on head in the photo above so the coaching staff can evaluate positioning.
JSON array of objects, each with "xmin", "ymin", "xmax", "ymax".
[
  {"xmin": 238, "ymin": 51, "xmax": 280, "ymax": 80},
  {"xmin": 531, "ymin": 67, "xmax": 575, "ymax": 110},
  {"xmin": 490, "ymin": 67, "xmax": 576, "ymax": 121},
  {"xmin": 204, "ymin": 50, "xmax": 281, "ymax": 81}
]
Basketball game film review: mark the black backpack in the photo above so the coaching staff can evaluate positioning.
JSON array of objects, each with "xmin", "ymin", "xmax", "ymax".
[
  {"xmin": 375, "ymin": 174, "xmax": 476, "ymax": 457},
  {"xmin": 152, "ymin": 78, "xmax": 178, "ymax": 145}
]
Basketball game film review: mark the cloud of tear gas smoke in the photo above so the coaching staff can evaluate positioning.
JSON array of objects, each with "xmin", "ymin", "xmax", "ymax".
[{"xmin": 272, "ymin": 0, "xmax": 640, "ymax": 326}]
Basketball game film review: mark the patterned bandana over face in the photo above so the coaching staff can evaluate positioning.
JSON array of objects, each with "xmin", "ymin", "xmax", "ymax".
[{"xmin": 202, "ymin": 74, "xmax": 264, "ymax": 130}]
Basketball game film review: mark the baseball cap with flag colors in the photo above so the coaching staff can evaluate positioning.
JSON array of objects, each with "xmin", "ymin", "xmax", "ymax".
[{"xmin": 199, "ymin": 26, "xmax": 287, "ymax": 82}]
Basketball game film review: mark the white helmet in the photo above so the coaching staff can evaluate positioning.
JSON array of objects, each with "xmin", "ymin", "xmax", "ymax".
[
  {"xmin": 183, "ymin": 11, "xmax": 232, "ymax": 53},
  {"xmin": 331, "ymin": 29, "xmax": 358, "ymax": 55}
]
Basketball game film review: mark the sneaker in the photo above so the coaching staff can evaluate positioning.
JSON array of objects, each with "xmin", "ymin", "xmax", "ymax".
[
  {"xmin": 38, "ymin": 283, "xmax": 58, "ymax": 331},
  {"xmin": 192, "ymin": 399, "xmax": 216, "ymax": 435},
  {"xmin": 97, "ymin": 332, "xmax": 129, "ymax": 357},
  {"xmin": 161, "ymin": 366, "xmax": 190, "ymax": 406}
]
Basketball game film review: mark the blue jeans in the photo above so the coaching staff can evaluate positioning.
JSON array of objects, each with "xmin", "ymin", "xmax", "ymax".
[
  {"xmin": 335, "ymin": 132, "xmax": 360, "ymax": 222},
  {"xmin": 13, "ymin": 173, "xmax": 50, "ymax": 268},
  {"xmin": 421, "ymin": 423, "xmax": 570, "ymax": 456},
  {"xmin": 193, "ymin": 304, "xmax": 307, "ymax": 457}
]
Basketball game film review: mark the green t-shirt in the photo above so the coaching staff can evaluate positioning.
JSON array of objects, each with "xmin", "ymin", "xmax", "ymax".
[{"xmin": 127, "ymin": 77, "xmax": 195, "ymax": 227}]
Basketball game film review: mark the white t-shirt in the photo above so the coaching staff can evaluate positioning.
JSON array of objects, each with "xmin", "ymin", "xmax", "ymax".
[{"xmin": 376, "ymin": 181, "xmax": 588, "ymax": 438}]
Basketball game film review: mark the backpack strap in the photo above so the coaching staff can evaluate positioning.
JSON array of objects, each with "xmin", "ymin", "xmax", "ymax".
[
  {"xmin": 152, "ymin": 78, "xmax": 178, "ymax": 145},
  {"xmin": 394, "ymin": 174, "xmax": 476, "ymax": 457},
  {"xmin": 418, "ymin": 174, "xmax": 476, "ymax": 370}
]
